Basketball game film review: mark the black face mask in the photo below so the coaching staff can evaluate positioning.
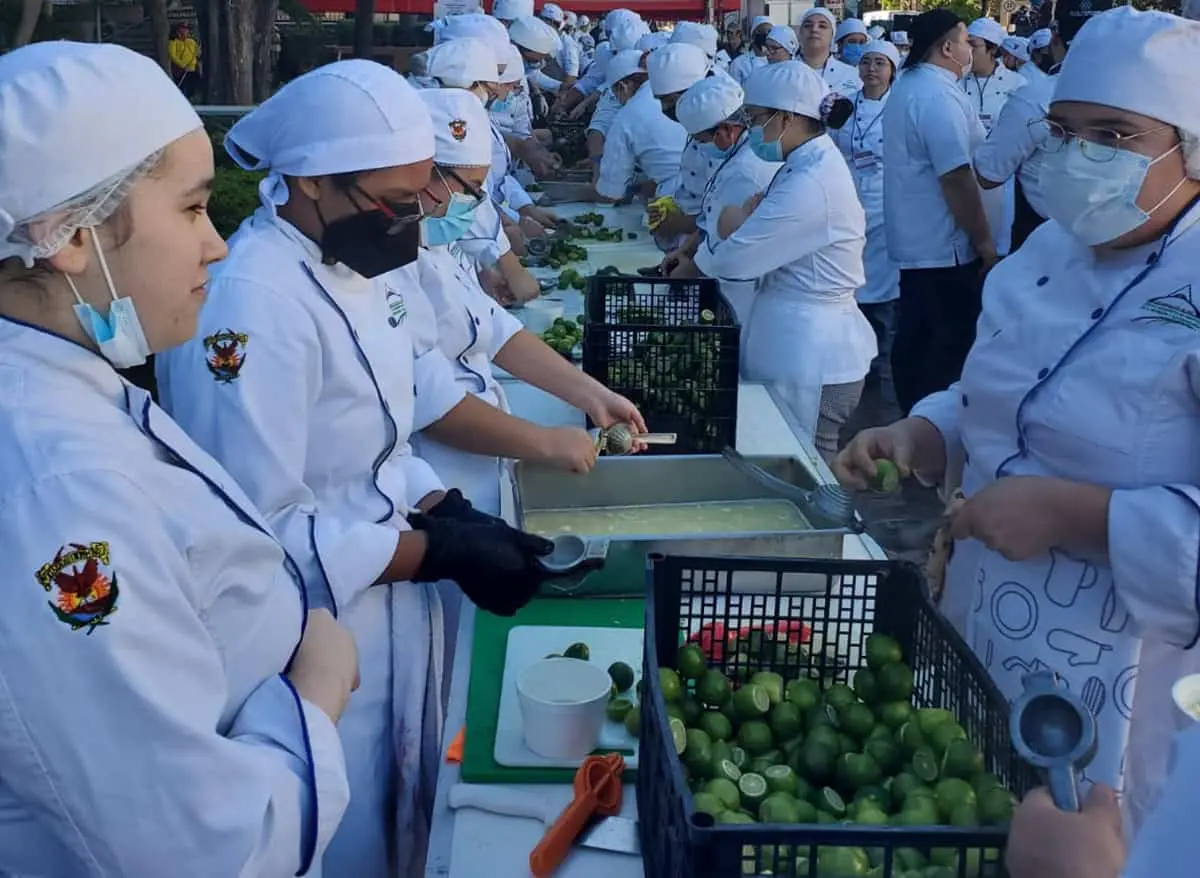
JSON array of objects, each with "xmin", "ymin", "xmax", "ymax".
[
  {"xmin": 753, "ymin": 31, "xmax": 768, "ymax": 50},
  {"xmin": 318, "ymin": 198, "xmax": 421, "ymax": 279}
]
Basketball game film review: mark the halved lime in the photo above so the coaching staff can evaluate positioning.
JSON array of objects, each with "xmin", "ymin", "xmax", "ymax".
[
  {"xmin": 564, "ymin": 642, "xmax": 590, "ymax": 661},
  {"xmin": 669, "ymin": 717, "xmax": 688, "ymax": 754},
  {"xmin": 729, "ymin": 745, "xmax": 749, "ymax": 771},
  {"xmin": 912, "ymin": 746, "xmax": 940, "ymax": 783},
  {"xmin": 750, "ymin": 671, "xmax": 785, "ymax": 705},
  {"xmin": 764, "ymin": 764, "xmax": 799, "ymax": 796},
  {"xmin": 733, "ymin": 683, "xmax": 771, "ymax": 720},
  {"xmin": 817, "ymin": 786, "xmax": 847, "ymax": 818},
  {"xmin": 699, "ymin": 308, "xmax": 715, "ymax": 324},
  {"xmin": 715, "ymin": 758, "xmax": 743, "ymax": 784},
  {"xmin": 738, "ymin": 772, "xmax": 769, "ymax": 813}
]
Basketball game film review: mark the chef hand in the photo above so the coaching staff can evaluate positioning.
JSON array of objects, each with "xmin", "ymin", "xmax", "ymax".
[
  {"xmin": 947, "ymin": 475, "xmax": 1075, "ymax": 561},
  {"xmin": 527, "ymin": 149, "xmax": 562, "ymax": 180},
  {"xmin": 427, "ymin": 487, "xmax": 507, "ymax": 529},
  {"xmin": 520, "ymin": 205, "xmax": 559, "ymax": 229},
  {"xmin": 834, "ymin": 420, "xmax": 921, "ymax": 490},
  {"xmin": 668, "ymin": 254, "xmax": 699, "ymax": 279},
  {"xmin": 288, "ymin": 608, "xmax": 360, "ymax": 724},
  {"xmin": 585, "ymin": 389, "xmax": 648, "ymax": 449},
  {"xmin": 540, "ymin": 426, "xmax": 599, "ymax": 473},
  {"xmin": 519, "ymin": 215, "xmax": 549, "ymax": 240},
  {"xmin": 408, "ymin": 513, "xmax": 554, "ymax": 616},
  {"xmin": 661, "ymin": 249, "xmax": 685, "ymax": 275},
  {"xmin": 1006, "ymin": 785, "xmax": 1125, "ymax": 878},
  {"xmin": 504, "ymin": 265, "xmax": 541, "ymax": 304},
  {"xmin": 978, "ymin": 244, "xmax": 1001, "ymax": 279},
  {"xmin": 477, "ymin": 265, "xmax": 514, "ymax": 305}
]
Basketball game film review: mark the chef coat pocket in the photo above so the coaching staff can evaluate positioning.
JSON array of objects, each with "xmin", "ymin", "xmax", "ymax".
[{"xmin": 1037, "ymin": 332, "xmax": 1179, "ymax": 454}]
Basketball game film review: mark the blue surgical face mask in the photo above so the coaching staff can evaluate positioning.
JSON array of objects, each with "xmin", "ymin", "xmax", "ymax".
[
  {"xmin": 524, "ymin": 60, "xmax": 544, "ymax": 74},
  {"xmin": 748, "ymin": 123, "xmax": 784, "ymax": 162},
  {"xmin": 66, "ymin": 227, "xmax": 152, "ymax": 369},
  {"xmin": 490, "ymin": 93, "xmax": 515, "ymax": 113},
  {"xmin": 420, "ymin": 192, "xmax": 480, "ymax": 247},
  {"xmin": 699, "ymin": 140, "xmax": 731, "ymax": 161},
  {"xmin": 841, "ymin": 42, "xmax": 866, "ymax": 64}
]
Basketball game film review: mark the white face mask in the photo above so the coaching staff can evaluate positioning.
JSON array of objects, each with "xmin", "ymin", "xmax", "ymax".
[
  {"xmin": 65, "ymin": 228, "xmax": 152, "ymax": 368},
  {"xmin": 1040, "ymin": 140, "xmax": 1185, "ymax": 247}
]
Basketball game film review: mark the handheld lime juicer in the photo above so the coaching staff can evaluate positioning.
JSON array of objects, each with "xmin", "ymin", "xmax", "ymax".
[{"xmin": 1009, "ymin": 670, "xmax": 1099, "ymax": 810}]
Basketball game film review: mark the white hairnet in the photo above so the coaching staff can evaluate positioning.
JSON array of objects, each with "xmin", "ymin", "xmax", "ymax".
[
  {"xmin": 743, "ymin": 60, "xmax": 827, "ymax": 119},
  {"xmin": 540, "ymin": 3, "xmax": 564, "ymax": 24},
  {"xmin": 420, "ymin": 88, "xmax": 492, "ymax": 167},
  {"xmin": 426, "ymin": 38, "xmax": 500, "ymax": 87},
  {"xmin": 835, "ymin": 18, "xmax": 868, "ymax": 42},
  {"xmin": 671, "ymin": 21, "xmax": 718, "ymax": 58},
  {"xmin": 967, "ymin": 17, "xmax": 1008, "ymax": 47},
  {"xmin": 0, "ymin": 41, "xmax": 201, "ymax": 266},
  {"xmin": 801, "ymin": 8, "xmax": 836, "ymax": 28},
  {"xmin": 497, "ymin": 42, "xmax": 526, "ymax": 84},
  {"xmin": 862, "ymin": 39, "xmax": 901, "ymax": 70},
  {"xmin": 647, "ymin": 42, "xmax": 709, "ymax": 96},
  {"xmin": 436, "ymin": 12, "xmax": 512, "ymax": 62},
  {"xmin": 766, "ymin": 25, "xmax": 799, "ymax": 56},
  {"xmin": 637, "ymin": 31, "xmax": 671, "ymax": 52},
  {"xmin": 676, "ymin": 75, "xmax": 744, "ymax": 135},
  {"xmin": 509, "ymin": 15, "xmax": 559, "ymax": 54},
  {"xmin": 493, "ymin": 0, "xmax": 533, "ymax": 21},
  {"xmin": 610, "ymin": 18, "xmax": 650, "ymax": 51}
]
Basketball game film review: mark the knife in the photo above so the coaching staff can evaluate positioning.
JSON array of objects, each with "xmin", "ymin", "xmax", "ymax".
[{"xmin": 447, "ymin": 783, "xmax": 640, "ymax": 855}]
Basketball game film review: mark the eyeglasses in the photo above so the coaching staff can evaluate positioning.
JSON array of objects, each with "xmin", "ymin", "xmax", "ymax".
[
  {"xmin": 353, "ymin": 184, "xmax": 422, "ymax": 234},
  {"xmin": 1030, "ymin": 118, "xmax": 1173, "ymax": 163},
  {"xmin": 744, "ymin": 109, "xmax": 778, "ymax": 129},
  {"xmin": 436, "ymin": 166, "xmax": 487, "ymax": 208}
]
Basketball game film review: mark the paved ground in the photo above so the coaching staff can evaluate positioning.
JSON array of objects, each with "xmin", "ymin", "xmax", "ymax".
[{"xmin": 838, "ymin": 378, "xmax": 945, "ymax": 566}]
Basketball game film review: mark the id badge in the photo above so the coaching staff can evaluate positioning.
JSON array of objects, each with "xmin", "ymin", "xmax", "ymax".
[
  {"xmin": 979, "ymin": 113, "xmax": 993, "ymax": 128},
  {"xmin": 852, "ymin": 150, "xmax": 879, "ymax": 172}
]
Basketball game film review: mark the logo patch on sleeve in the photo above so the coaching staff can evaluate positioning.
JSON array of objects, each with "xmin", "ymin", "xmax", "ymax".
[
  {"xmin": 203, "ymin": 329, "xmax": 249, "ymax": 383},
  {"xmin": 36, "ymin": 542, "xmax": 120, "ymax": 633}
]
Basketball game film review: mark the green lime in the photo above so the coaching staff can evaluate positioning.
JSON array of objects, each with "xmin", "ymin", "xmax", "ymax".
[
  {"xmin": 898, "ymin": 721, "xmax": 927, "ymax": 756},
  {"xmin": 608, "ymin": 661, "xmax": 635, "ymax": 693},
  {"xmin": 837, "ymin": 733, "xmax": 859, "ymax": 756},
  {"xmin": 544, "ymin": 652, "xmax": 561, "ymax": 658},
  {"xmin": 710, "ymin": 738, "xmax": 732, "ymax": 764},
  {"xmin": 806, "ymin": 725, "xmax": 841, "ymax": 754},
  {"xmin": 733, "ymin": 683, "xmax": 771, "ymax": 720},
  {"xmin": 805, "ymin": 703, "xmax": 838, "ymax": 733},
  {"xmin": 705, "ymin": 777, "xmax": 742, "ymax": 812},
  {"xmin": 935, "ymin": 778, "xmax": 977, "ymax": 821},
  {"xmin": 564, "ymin": 642, "xmax": 590, "ymax": 661},
  {"xmin": 750, "ymin": 671, "xmax": 785, "ymax": 705},
  {"xmin": 716, "ymin": 810, "xmax": 755, "ymax": 825},
  {"xmin": 768, "ymin": 701, "xmax": 804, "ymax": 741},
  {"xmin": 780, "ymin": 735, "xmax": 805, "ymax": 763},
  {"xmin": 816, "ymin": 809, "xmax": 837, "ymax": 824},
  {"xmin": 729, "ymin": 745, "xmax": 749, "ymax": 771},
  {"xmin": 677, "ymin": 644, "xmax": 708, "ymax": 681},
  {"xmin": 759, "ymin": 792, "xmax": 803, "ymax": 824},
  {"xmin": 668, "ymin": 716, "xmax": 687, "ymax": 754},
  {"xmin": 916, "ymin": 708, "xmax": 956, "ymax": 737},
  {"xmin": 605, "ymin": 697, "xmax": 634, "ymax": 723},
  {"xmin": 853, "ymin": 668, "xmax": 879, "ymax": 705},
  {"xmin": 878, "ymin": 700, "xmax": 915, "ymax": 731},
  {"xmin": 693, "ymin": 791, "xmax": 724, "ymax": 817},
  {"xmin": 786, "ymin": 677, "xmax": 821, "ymax": 712},
  {"xmin": 865, "ymin": 634, "xmax": 903, "ymax": 671},
  {"xmin": 839, "ymin": 701, "xmax": 877, "ymax": 741},
  {"xmin": 854, "ymin": 804, "xmax": 890, "ymax": 827},
  {"xmin": 895, "ymin": 847, "xmax": 928, "ymax": 871},
  {"xmin": 816, "ymin": 786, "xmax": 848, "ymax": 818},
  {"xmin": 714, "ymin": 758, "xmax": 743, "ymax": 785},
  {"xmin": 949, "ymin": 801, "xmax": 979, "ymax": 827},
  {"xmin": 853, "ymin": 784, "xmax": 890, "ymax": 813},
  {"xmin": 666, "ymin": 702, "xmax": 686, "ymax": 723},
  {"xmin": 737, "ymin": 720, "xmax": 775, "ymax": 755},
  {"xmin": 699, "ymin": 308, "xmax": 716, "ymax": 323},
  {"xmin": 625, "ymin": 708, "xmax": 640, "ymax": 737},
  {"xmin": 971, "ymin": 772, "xmax": 1005, "ymax": 797},
  {"xmin": 697, "ymin": 710, "xmax": 733, "ymax": 741},
  {"xmin": 876, "ymin": 663, "xmax": 914, "ymax": 702},
  {"xmin": 798, "ymin": 739, "xmax": 838, "ymax": 785},
  {"xmin": 941, "ymin": 739, "xmax": 984, "ymax": 780},
  {"xmin": 749, "ymin": 756, "xmax": 776, "ymax": 777},
  {"xmin": 659, "ymin": 667, "xmax": 684, "ymax": 703},
  {"xmin": 681, "ymin": 695, "xmax": 703, "ymax": 726},
  {"xmin": 685, "ymin": 729, "xmax": 715, "ymax": 777},
  {"xmin": 912, "ymin": 746, "xmax": 940, "ymax": 783},
  {"xmin": 864, "ymin": 737, "xmax": 903, "ymax": 775},
  {"xmin": 902, "ymin": 786, "xmax": 938, "ymax": 810},
  {"xmin": 825, "ymin": 683, "xmax": 857, "ymax": 712},
  {"xmin": 696, "ymin": 669, "xmax": 732, "ymax": 708},
  {"xmin": 836, "ymin": 752, "xmax": 882, "ymax": 794},
  {"xmin": 764, "ymin": 764, "xmax": 800, "ymax": 796},
  {"xmin": 890, "ymin": 771, "xmax": 924, "ymax": 804},
  {"xmin": 978, "ymin": 786, "xmax": 1016, "ymax": 825},
  {"xmin": 738, "ymin": 772, "xmax": 769, "ymax": 813},
  {"xmin": 929, "ymin": 722, "xmax": 968, "ymax": 757},
  {"xmin": 868, "ymin": 459, "xmax": 901, "ymax": 493},
  {"xmin": 818, "ymin": 846, "xmax": 871, "ymax": 876}
]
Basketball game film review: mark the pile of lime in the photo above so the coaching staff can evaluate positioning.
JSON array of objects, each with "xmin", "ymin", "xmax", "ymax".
[
  {"xmin": 662, "ymin": 633, "xmax": 1015, "ymax": 878},
  {"xmin": 539, "ymin": 316, "xmax": 583, "ymax": 357}
]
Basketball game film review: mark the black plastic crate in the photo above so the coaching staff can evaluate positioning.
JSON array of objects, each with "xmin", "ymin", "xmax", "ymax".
[
  {"xmin": 638, "ymin": 555, "xmax": 1038, "ymax": 878},
  {"xmin": 581, "ymin": 276, "xmax": 739, "ymax": 454},
  {"xmin": 548, "ymin": 120, "xmax": 589, "ymax": 166}
]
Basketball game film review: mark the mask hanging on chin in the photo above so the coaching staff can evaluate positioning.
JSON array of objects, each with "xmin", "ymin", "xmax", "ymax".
[
  {"xmin": 420, "ymin": 192, "xmax": 480, "ymax": 247},
  {"xmin": 66, "ymin": 227, "xmax": 152, "ymax": 369},
  {"xmin": 318, "ymin": 200, "xmax": 422, "ymax": 278}
]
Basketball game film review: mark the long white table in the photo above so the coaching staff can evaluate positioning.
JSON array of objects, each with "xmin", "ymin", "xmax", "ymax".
[{"xmin": 423, "ymin": 381, "xmax": 886, "ymax": 878}]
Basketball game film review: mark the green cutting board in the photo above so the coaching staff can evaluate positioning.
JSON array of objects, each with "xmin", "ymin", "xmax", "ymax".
[{"xmin": 461, "ymin": 597, "xmax": 645, "ymax": 784}]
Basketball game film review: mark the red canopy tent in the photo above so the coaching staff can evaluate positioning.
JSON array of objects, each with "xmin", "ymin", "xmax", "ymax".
[{"xmin": 297, "ymin": 0, "xmax": 721, "ymax": 21}]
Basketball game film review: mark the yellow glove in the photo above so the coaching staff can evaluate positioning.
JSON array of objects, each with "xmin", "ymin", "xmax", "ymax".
[{"xmin": 646, "ymin": 196, "xmax": 682, "ymax": 232}]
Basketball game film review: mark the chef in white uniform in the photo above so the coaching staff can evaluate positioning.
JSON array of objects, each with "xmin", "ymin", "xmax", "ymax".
[
  {"xmin": 697, "ymin": 62, "xmax": 876, "ymax": 459},
  {"xmin": 584, "ymin": 19, "xmax": 648, "ymax": 162},
  {"xmin": 764, "ymin": 25, "xmax": 800, "ymax": 63},
  {"xmin": 155, "ymin": 62, "xmax": 590, "ymax": 878},
  {"xmin": 798, "ymin": 8, "xmax": 863, "ymax": 96},
  {"xmin": 834, "ymin": 17, "xmax": 870, "ymax": 65},
  {"xmin": 729, "ymin": 15, "xmax": 772, "ymax": 85},
  {"xmin": 645, "ymin": 42, "xmax": 713, "ymax": 236},
  {"xmin": 536, "ymin": 3, "xmax": 580, "ymax": 93},
  {"xmin": 891, "ymin": 30, "xmax": 911, "ymax": 65},
  {"xmin": 831, "ymin": 39, "xmax": 902, "ymax": 408},
  {"xmin": 594, "ymin": 47, "xmax": 689, "ymax": 202},
  {"xmin": 999, "ymin": 35, "xmax": 1036, "ymax": 78},
  {"xmin": 0, "ymin": 42, "xmax": 355, "ymax": 875},
  {"xmin": 838, "ymin": 6, "xmax": 1200, "ymax": 837},
  {"xmin": 674, "ymin": 75, "xmax": 781, "ymax": 353},
  {"xmin": 1027, "ymin": 27, "xmax": 1054, "ymax": 74},
  {"xmin": 490, "ymin": 0, "xmax": 537, "ymax": 137}
]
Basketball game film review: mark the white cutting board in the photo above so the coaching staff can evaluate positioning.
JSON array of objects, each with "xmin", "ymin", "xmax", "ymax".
[{"xmin": 494, "ymin": 625, "xmax": 644, "ymax": 769}]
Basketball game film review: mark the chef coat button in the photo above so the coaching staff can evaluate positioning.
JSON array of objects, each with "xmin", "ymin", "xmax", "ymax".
[
  {"xmin": 1091, "ymin": 307, "xmax": 1103, "ymax": 320},
  {"xmin": 1147, "ymin": 251, "xmax": 1159, "ymax": 265},
  {"xmin": 474, "ymin": 316, "xmax": 481, "ymax": 325},
  {"xmin": 1036, "ymin": 276, "xmax": 1049, "ymax": 286},
  {"xmin": 963, "ymin": 450, "xmax": 970, "ymax": 464},
  {"xmin": 1017, "ymin": 437, "xmax": 1027, "ymax": 452},
  {"xmin": 1037, "ymin": 367, "xmax": 1049, "ymax": 379},
  {"xmin": 412, "ymin": 384, "xmax": 417, "ymax": 396},
  {"xmin": 961, "ymin": 394, "xmax": 968, "ymax": 407}
]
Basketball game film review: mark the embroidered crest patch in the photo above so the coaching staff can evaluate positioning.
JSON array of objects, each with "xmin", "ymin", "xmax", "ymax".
[
  {"xmin": 36, "ymin": 542, "xmax": 120, "ymax": 633},
  {"xmin": 1135, "ymin": 285, "xmax": 1200, "ymax": 332},
  {"xmin": 385, "ymin": 288, "xmax": 407, "ymax": 328},
  {"xmin": 203, "ymin": 329, "xmax": 249, "ymax": 383},
  {"xmin": 449, "ymin": 119, "xmax": 468, "ymax": 142}
]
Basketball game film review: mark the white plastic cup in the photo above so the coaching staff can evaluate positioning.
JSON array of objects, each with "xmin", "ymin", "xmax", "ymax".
[
  {"xmin": 517, "ymin": 657, "xmax": 612, "ymax": 760},
  {"xmin": 1172, "ymin": 673, "xmax": 1200, "ymax": 721},
  {"xmin": 518, "ymin": 297, "xmax": 565, "ymax": 334}
]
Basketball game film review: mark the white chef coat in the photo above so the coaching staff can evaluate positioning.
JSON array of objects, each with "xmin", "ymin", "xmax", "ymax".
[
  {"xmin": 586, "ymin": 88, "xmax": 623, "ymax": 136},
  {"xmin": 713, "ymin": 48, "xmax": 734, "ymax": 71},
  {"xmin": 675, "ymin": 138, "xmax": 720, "ymax": 217},
  {"xmin": 572, "ymin": 48, "xmax": 611, "ymax": 96},
  {"xmin": 832, "ymin": 89, "xmax": 900, "ymax": 305},
  {"xmin": 156, "ymin": 208, "xmax": 466, "ymax": 877},
  {"xmin": 1122, "ymin": 725, "xmax": 1200, "ymax": 877},
  {"xmin": 486, "ymin": 120, "xmax": 534, "ymax": 224},
  {"xmin": 0, "ymin": 320, "xmax": 348, "ymax": 876},
  {"xmin": 729, "ymin": 52, "xmax": 766, "ymax": 85},
  {"xmin": 699, "ymin": 134, "xmax": 876, "ymax": 437},
  {"xmin": 962, "ymin": 62, "xmax": 1022, "ymax": 254},
  {"xmin": 883, "ymin": 63, "xmax": 988, "ymax": 269},
  {"xmin": 555, "ymin": 31, "xmax": 581, "ymax": 78},
  {"xmin": 811, "ymin": 55, "xmax": 863, "ymax": 96},
  {"xmin": 491, "ymin": 79, "xmax": 534, "ymax": 138},
  {"xmin": 911, "ymin": 200, "xmax": 1200, "ymax": 834},
  {"xmin": 595, "ymin": 82, "xmax": 689, "ymax": 200},
  {"xmin": 694, "ymin": 134, "xmax": 781, "ymax": 340},
  {"xmin": 973, "ymin": 71, "xmax": 1056, "ymax": 223}
]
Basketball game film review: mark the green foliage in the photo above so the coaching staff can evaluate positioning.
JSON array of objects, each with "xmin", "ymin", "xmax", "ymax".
[
  {"xmin": 210, "ymin": 167, "xmax": 264, "ymax": 240},
  {"xmin": 879, "ymin": 0, "xmax": 983, "ymax": 19}
]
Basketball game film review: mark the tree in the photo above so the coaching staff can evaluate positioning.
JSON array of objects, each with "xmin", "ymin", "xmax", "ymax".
[
  {"xmin": 12, "ymin": 0, "xmax": 42, "ymax": 48},
  {"xmin": 354, "ymin": 0, "xmax": 375, "ymax": 58},
  {"xmin": 197, "ymin": 0, "xmax": 279, "ymax": 105},
  {"xmin": 880, "ymin": 0, "xmax": 985, "ymax": 18},
  {"xmin": 143, "ymin": 0, "xmax": 171, "ymax": 73}
]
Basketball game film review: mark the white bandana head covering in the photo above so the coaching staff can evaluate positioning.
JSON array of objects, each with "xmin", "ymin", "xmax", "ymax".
[
  {"xmin": 637, "ymin": 31, "xmax": 671, "ymax": 52},
  {"xmin": 610, "ymin": 18, "xmax": 650, "ymax": 50},
  {"xmin": 0, "ymin": 41, "xmax": 200, "ymax": 265},
  {"xmin": 648, "ymin": 42, "xmax": 709, "ymax": 96},
  {"xmin": 890, "ymin": 30, "xmax": 910, "ymax": 47},
  {"xmin": 750, "ymin": 15, "xmax": 772, "ymax": 32},
  {"xmin": 967, "ymin": 17, "xmax": 1008, "ymax": 47},
  {"xmin": 565, "ymin": 11, "xmax": 578, "ymax": 28},
  {"xmin": 862, "ymin": 38, "xmax": 901, "ymax": 70},
  {"xmin": 868, "ymin": 24, "xmax": 886, "ymax": 39},
  {"xmin": 605, "ymin": 9, "xmax": 639, "ymax": 31},
  {"xmin": 497, "ymin": 42, "xmax": 527, "ymax": 83},
  {"xmin": 766, "ymin": 25, "xmax": 799, "ymax": 56},
  {"xmin": 1027, "ymin": 28, "xmax": 1052, "ymax": 51},
  {"xmin": 743, "ymin": 59, "xmax": 828, "ymax": 119},
  {"xmin": 436, "ymin": 12, "xmax": 511, "ymax": 62},
  {"xmin": 540, "ymin": 3, "xmax": 564, "ymax": 24},
  {"xmin": 604, "ymin": 48, "xmax": 646, "ymax": 89},
  {"xmin": 426, "ymin": 38, "xmax": 500, "ymax": 87},
  {"xmin": 676, "ymin": 75, "xmax": 744, "ymax": 136},
  {"xmin": 493, "ymin": 0, "xmax": 533, "ymax": 22},
  {"xmin": 801, "ymin": 8, "xmax": 836, "ymax": 29},
  {"xmin": 509, "ymin": 15, "xmax": 559, "ymax": 55},
  {"xmin": 225, "ymin": 59, "xmax": 434, "ymax": 214},
  {"xmin": 835, "ymin": 18, "xmax": 868, "ymax": 42},
  {"xmin": 671, "ymin": 21, "xmax": 719, "ymax": 59},
  {"xmin": 420, "ymin": 87, "xmax": 492, "ymax": 167},
  {"xmin": 1000, "ymin": 35, "xmax": 1030, "ymax": 62}
]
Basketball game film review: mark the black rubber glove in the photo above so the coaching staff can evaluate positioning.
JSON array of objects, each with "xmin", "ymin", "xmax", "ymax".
[
  {"xmin": 426, "ymin": 488, "xmax": 506, "ymax": 529},
  {"xmin": 408, "ymin": 512, "xmax": 554, "ymax": 616}
]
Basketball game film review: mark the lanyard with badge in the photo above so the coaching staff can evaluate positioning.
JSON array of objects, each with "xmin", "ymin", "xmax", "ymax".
[
  {"xmin": 699, "ymin": 137, "xmax": 752, "ymax": 255},
  {"xmin": 968, "ymin": 71, "xmax": 995, "ymax": 127},
  {"xmin": 850, "ymin": 93, "xmax": 885, "ymax": 173}
]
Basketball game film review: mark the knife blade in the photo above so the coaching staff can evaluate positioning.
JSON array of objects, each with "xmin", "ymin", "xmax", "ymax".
[{"xmin": 447, "ymin": 783, "xmax": 640, "ymax": 855}]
